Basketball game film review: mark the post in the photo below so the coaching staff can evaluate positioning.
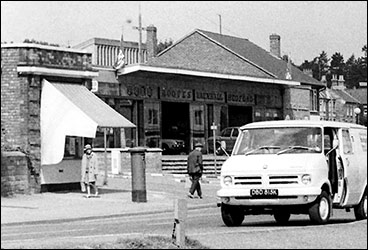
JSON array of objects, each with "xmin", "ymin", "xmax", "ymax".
[
  {"xmin": 103, "ymin": 128, "xmax": 108, "ymax": 185},
  {"xmin": 172, "ymin": 199, "xmax": 187, "ymax": 247},
  {"xmin": 211, "ymin": 122, "xmax": 217, "ymax": 175}
]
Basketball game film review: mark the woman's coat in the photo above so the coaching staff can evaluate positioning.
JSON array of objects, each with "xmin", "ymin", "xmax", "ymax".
[{"xmin": 81, "ymin": 152, "xmax": 98, "ymax": 183}]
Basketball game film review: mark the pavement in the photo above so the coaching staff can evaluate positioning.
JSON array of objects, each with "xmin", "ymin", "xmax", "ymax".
[{"xmin": 1, "ymin": 173, "xmax": 221, "ymax": 226}]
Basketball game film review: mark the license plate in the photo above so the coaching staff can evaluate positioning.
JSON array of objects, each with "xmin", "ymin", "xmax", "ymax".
[{"xmin": 250, "ymin": 189, "xmax": 278, "ymax": 197}]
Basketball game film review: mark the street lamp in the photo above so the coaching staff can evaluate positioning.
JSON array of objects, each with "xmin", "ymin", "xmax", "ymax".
[{"xmin": 354, "ymin": 107, "xmax": 361, "ymax": 124}]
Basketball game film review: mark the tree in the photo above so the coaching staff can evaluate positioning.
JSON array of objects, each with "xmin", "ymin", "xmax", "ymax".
[
  {"xmin": 156, "ymin": 39, "xmax": 173, "ymax": 54},
  {"xmin": 345, "ymin": 55, "xmax": 360, "ymax": 89},
  {"xmin": 330, "ymin": 52, "xmax": 345, "ymax": 76},
  {"xmin": 297, "ymin": 46, "xmax": 367, "ymax": 89}
]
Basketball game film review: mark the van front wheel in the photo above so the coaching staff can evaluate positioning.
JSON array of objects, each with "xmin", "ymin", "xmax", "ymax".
[
  {"xmin": 221, "ymin": 204, "xmax": 244, "ymax": 227},
  {"xmin": 309, "ymin": 191, "xmax": 331, "ymax": 224},
  {"xmin": 354, "ymin": 191, "xmax": 367, "ymax": 220}
]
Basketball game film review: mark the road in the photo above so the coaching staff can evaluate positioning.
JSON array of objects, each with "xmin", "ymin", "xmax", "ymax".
[{"xmin": 1, "ymin": 205, "xmax": 366, "ymax": 249}]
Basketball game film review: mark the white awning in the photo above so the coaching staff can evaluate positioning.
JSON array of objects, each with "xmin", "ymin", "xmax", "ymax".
[{"xmin": 40, "ymin": 79, "xmax": 135, "ymax": 165}]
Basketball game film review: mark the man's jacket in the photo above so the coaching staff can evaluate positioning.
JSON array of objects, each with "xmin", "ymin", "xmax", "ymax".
[{"xmin": 187, "ymin": 150, "xmax": 203, "ymax": 174}]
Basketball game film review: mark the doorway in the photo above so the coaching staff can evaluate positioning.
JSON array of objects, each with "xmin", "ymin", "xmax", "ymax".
[{"xmin": 161, "ymin": 102, "xmax": 190, "ymax": 152}]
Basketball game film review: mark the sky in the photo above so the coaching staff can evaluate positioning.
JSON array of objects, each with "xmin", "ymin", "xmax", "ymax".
[{"xmin": 1, "ymin": 1, "xmax": 367, "ymax": 65}]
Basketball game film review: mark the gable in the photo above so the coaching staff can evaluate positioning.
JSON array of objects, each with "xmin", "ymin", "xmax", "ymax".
[
  {"xmin": 199, "ymin": 30, "xmax": 322, "ymax": 86},
  {"xmin": 147, "ymin": 32, "xmax": 272, "ymax": 78}
]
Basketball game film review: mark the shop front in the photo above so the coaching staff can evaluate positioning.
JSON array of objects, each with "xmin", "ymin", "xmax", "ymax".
[{"xmin": 114, "ymin": 71, "xmax": 286, "ymax": 154}]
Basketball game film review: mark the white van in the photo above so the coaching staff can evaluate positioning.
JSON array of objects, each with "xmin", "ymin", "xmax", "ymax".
[{"xmin": 217, "ymin": 120, "xmax": 367, "ymax": 226}]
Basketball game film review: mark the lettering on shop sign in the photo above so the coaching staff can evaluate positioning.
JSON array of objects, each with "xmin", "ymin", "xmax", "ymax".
[
  {"xmin": 160, "ymin": 88, "xmax": 193, "ymax": 101},
  {"xmin": 127, "ymin": 85, "xmax": 155, "ymax": 98},
  {"xmin": 195, "ymin": 91, "xmax": 225, "ymax": 102},
  {"xmin": 227, "ymin": 93, "xmax": 255, "ymax": 105}
]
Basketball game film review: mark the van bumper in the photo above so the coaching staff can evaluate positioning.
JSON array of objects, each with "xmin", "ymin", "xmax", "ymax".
[{"xmin": 217, "ymin": 187, "xmax": 320, "ymax": 206}]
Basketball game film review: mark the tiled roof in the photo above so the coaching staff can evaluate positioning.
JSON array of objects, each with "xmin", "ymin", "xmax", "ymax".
[
  {"xmin": 345, "ymin": 88, "xmax": 367, "ymax": 104},
  {"xmin": 331, "ymin": 89, "xmax": 361, "ymax": 104},
  {"xmin": 147, "ymin": 29, "xmax": 323, "ymax": 87},
  {"xmin": 197, "ymin": 30, "xmax": 322, "ymax": 86}
]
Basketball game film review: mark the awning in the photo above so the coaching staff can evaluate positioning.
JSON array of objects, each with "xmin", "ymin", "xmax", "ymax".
[{"xmin": 41, "ymin": 79, "xmax": 135, "ymax": 165}]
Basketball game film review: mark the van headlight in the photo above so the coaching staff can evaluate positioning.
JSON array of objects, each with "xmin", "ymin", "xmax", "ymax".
[
  {"xmin": 301, "ymin": 174, "xmax": 311, "ymax": 185},
  {"xmin": 223, "ymin": 176, "xmax": 233, "ymax": 186}
]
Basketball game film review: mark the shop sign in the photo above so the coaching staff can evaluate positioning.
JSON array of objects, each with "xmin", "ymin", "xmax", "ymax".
[
  {"xmin": 160, "ymin": 87, "xmax": 193, "ymax": 101},
  {"xmin": 227, "ymin": 92, "xmax": 255, "ymax": 105},
  {"xmin": 195, "ymin": 91, "xmax": 225, "ymax": 102},
  {"xmin": 126, "ymin": 85, "xmax": 157, "ymax": 99}
]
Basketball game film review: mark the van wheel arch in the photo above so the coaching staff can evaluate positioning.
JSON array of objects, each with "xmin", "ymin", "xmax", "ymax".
[
  {"xmin": 309, "ymin": 190, "xmax": 332, "ymax": 224},
  {"xmin": 354, "ymin": 187, "xmax": 367, "ymax": 220}
]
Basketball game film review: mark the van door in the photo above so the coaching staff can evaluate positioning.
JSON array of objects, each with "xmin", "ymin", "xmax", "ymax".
[{"xmin": 337, "ymin": 128, "xmax": 360, "ymax": 206}]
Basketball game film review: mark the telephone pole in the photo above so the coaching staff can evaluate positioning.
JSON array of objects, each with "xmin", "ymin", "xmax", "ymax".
[
  {"xmin": 218, "ymin": 14, "xmax": 222, "ymax": 34},
  {"xmin": 133, "ymin": 3, "xmax": 145, "ymax": 63}
]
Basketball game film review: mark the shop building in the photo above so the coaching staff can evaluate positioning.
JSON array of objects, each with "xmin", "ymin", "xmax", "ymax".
[
  {"xmin": 77, "ymin": 28, "xmax": 325, "ymax": 153},
  {"xmin": 1, "ymin": 43, "xmax": 134, "ymax": 193}
]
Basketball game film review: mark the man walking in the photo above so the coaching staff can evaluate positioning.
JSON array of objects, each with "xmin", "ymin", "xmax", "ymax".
[{"xmin": 187, "ymin": 142, "xmax": 204, "ymax": 199}]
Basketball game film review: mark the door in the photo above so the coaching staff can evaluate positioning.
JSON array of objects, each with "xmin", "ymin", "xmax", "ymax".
[
  {"xmin": 190, "ymin": 104, "xmax": 205, "ymax": 150},
  {"xmin": 337, "ymin": 128, "xmax": 359, "ymax": 206}
]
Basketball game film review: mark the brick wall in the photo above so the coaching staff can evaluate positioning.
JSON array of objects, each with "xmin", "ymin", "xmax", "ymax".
[
  {"xmin": 1, "ymin": 44, "xmax": 94, "ymax": 193},
  {"xmin": 1, "ymin": 151, "xmax": 29, "ymax": 196},
  {"xmin": 283, "ymin": 86, "xmax": 311, "ymax": 120},
  {"xmin": 1, "ymin": 47, "xmax": 41, "ymax": 194}
]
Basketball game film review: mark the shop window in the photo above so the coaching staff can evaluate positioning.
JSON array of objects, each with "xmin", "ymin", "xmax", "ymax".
[
  {"xmin": 148, "ymin": 108, "xmax": 158, "ymax": 125},
  {"xmin": 64, "ymin": 136, "xmax": 83, "ymax": 159},
  {"xmin": 195, "ymin": 110, "xmax": 203, "ymax": 125}
]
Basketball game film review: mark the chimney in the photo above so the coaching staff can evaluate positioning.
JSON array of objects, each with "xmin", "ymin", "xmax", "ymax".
[
  {"xmin": 146, "ymin": 25, "xmax": 157, "ymax": 58},
  {"xmin": 303, "ymin": 68, "xmax": 313, "ymax": 78},
  {"xmin": 331, "ymin": 74, "xmax": 343, "ymax": 90},
  {"xmin": 269, "ymin": 34, "xmax": 281, "ymax": 58},
  {"xmin": 337, "ymin": 75, "xmax": 345, "ymax": 89}
]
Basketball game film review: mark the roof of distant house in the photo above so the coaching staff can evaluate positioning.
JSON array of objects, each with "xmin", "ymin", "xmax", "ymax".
[
  {"xmin": 345, "ymin": 88, "xmax": 367, "ymax": 104},
  {"xmin": 331, "ymin": 89, "xmax": 361, "ymax": 104}
]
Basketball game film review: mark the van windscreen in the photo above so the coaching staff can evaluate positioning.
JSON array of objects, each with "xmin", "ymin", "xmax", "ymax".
[{"xmin": 234, "ymin": 127, "xmax": 322, "ymax": 155}]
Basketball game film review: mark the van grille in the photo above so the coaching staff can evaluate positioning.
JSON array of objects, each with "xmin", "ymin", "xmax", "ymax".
[
  {"xmin": 231, "ymin": 175, "xmax": 299, "ymax": 186},
  {"xmin": 234, "ymin": 176, "xmax": 262, "ymax": 185},
  {"xmin": 268, "ymin": 175, "xmax": 299, "ymax": 185}
]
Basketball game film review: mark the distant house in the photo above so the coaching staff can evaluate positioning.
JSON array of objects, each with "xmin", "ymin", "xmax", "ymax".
[
  {"xmin": 345, "ymin": 82, "xmax": 367, "ymax": 126},
  {"xmin": 319, "ymin": 74, "xmax": 361, "ymax": 124}
]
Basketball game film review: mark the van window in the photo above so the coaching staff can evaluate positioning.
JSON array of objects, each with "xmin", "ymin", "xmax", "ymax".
[
  {"xmin": 342, "ymin": 130, "xmax": 353, "ymax": 154},
  {"xmin": 359, "ymin": 132, "xmax": 367, "ymax": 152},
  {"xmin": 234, "ymin": 127, "xmax": 322, "ymax": 155}
]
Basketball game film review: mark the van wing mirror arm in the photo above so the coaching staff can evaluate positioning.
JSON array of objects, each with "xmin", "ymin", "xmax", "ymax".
[{"xmin": 326, "ymin": 144, "xmax": 338, "ymax": 157}]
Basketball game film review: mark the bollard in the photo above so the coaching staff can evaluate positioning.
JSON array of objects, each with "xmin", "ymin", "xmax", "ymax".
[
  {"xmin": 172, "ymin": 198, "xmax": 187, "ymax": 247},
  {"xmin": 129, "ymin": 147, "xmax": 147, "ymax": 202}
]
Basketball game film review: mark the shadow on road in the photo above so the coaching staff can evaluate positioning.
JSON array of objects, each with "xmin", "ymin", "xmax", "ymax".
[{"xmin": 235, "ymin": 218, "xmax": 358, "ymax": 227}]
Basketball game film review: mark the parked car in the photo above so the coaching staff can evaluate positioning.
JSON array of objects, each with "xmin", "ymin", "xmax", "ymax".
[
  {"xmin": 161, "ymin": 139, "xmax": 186, "ymax": 155},
  {"xmin": 207, "ymin": 127, "xmax": 239, "ymax": 155}
]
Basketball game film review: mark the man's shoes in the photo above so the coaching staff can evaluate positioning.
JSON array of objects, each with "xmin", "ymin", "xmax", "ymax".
[
  {"xmin": 187, "ymin": 193, "xmax": 194, "ymax": 199},
  {"xmin": 199, "ymin": 196, "xmax": 203, "ymax": 199}
]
